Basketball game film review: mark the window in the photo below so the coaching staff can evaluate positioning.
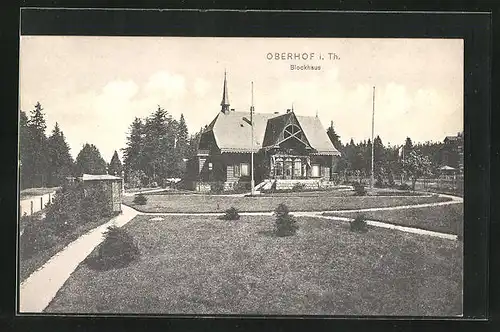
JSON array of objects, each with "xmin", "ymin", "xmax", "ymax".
[
  {"xmin": 294, "ymin": 159, "xmax": 302, "ymax": 177},
  {"xmin": 234, "ymin": 164, "xmax": 240, "ymax": 177},
  {"xmin": 284, "ymin": 158, "xmax": 292, "ymax": 177},
  {"xmin": 276, "ymin": 159, "xmax": 283, "ymax": 176},
  {"xmin": 311, "ymin": 164, "xmax": 320, "ymax": 177},
  {"xmin": 241, "ymin": 163, "xmax": 250, "ymax": 176},
  {"xmin": 284, "ymin": 124, "xmax": 301, "ymax": 139}
]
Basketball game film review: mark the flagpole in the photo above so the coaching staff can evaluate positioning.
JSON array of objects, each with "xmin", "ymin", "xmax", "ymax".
[
  {"xmin": 401, "ymin": 145, "xmax": 404, "ymax": 185},
  {"xmin": 371, "ymin": 86, "xmax": 375, "ymax": 189},
  {"xmin": 250, "ymin": 81, "xmax": 255, "ymax": 196}
]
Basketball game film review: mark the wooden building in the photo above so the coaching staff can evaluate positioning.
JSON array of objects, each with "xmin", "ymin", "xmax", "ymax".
[
  {"xmin": 188, "ymin": 72, "xmax": 341, "ymax": 192},
  {"xmin": 79, "ymin": 174, "xmax": 123, "ymax": 213}
]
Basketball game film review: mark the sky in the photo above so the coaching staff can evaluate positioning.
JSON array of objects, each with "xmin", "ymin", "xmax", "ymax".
[{"xmin": 19, "ymin": 36, "xmax": 463, "ymax": 162}]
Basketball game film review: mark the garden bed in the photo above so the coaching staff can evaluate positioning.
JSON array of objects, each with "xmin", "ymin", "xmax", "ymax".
[{"xmin": 45, "ymin": 214, "xmax": 462, "ymax": 316}]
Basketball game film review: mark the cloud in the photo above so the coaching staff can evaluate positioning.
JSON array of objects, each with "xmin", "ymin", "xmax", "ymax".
[
  {"xmin": 101, "ymin": 80, "xmax": 139, "ymax": 99},
  {"xmin": 144, "ymin": 70, "xmax": 186, "ymax": 100},
  {"xmin": 194, "ymin": 77, "xmax": 211, "ymax": 97}
]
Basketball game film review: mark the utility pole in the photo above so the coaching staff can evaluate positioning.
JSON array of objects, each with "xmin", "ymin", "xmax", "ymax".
[
  {"xmin": 371, "ymin": 86, "xmax": 375, "ymax": 189},
  {"xmin": 250, "ymin": 81, "xmax": 255, "ymax": 196}
]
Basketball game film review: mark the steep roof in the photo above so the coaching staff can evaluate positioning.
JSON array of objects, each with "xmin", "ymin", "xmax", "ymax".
[
  {"xmin": 295, "ymin": 115, "xmax": 341, "ymax": 155},
  {"xmin": 205, "ymin": 111, "xmax": 340, "ymax": 156}
]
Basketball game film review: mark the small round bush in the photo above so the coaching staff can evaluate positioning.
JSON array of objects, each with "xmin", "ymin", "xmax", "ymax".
[
  {"xmin": 274, "ymin": 203, "xmax": 298, "ymax": 237},
  {"xmin": 350, "ymin": 214, "xmax": 368, "ymax": 233},
  {"xmin": 219, "ymin": 207, "xmax": 240, "ymax": 220},
  {"xmin": 353, "ymin": 182, "xmax": 367, "ymax": 196},
  {"xmin": 86, "ymin": 226, "xmax": 140, "ymax": 271},
  {"xmin": 133, "ymin": 193, "xmax": 147, "ymax": 205},
  {"xmin": 291, "ymin": 182, "xmax": 305, "ymax": 192}
]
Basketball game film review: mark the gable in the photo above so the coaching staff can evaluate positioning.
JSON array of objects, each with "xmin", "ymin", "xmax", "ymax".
[{"xmin": 262, "ymin": 112, "xmax": 312, "ymax": 150}]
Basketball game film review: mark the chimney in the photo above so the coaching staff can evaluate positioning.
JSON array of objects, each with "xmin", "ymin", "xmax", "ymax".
[
  {"xmin": 274, "ymin": 111, "xmax": 279, "ymax": 114},
  {"xmin": 286, "ymin": 109, "xmax": 291, "ymax": 113}
]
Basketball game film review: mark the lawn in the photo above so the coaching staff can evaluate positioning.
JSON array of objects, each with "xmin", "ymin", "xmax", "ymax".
[
  {"xmin": 123, "ymin": 193, "xmax": 451, "ymax": 213},
  {"xmin": 324, "ymin": 204, "xmax": 463, "ymax": 236},
  {"xmin": 46, "ymin": 214, "xmax": 462, "ymax": 316}
]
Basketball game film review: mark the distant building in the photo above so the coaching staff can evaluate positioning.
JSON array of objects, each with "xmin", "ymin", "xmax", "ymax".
[
  {"xmin": 441, "ymin": 132, "xmax": 464, "ymax": 173},
  {"xmin": 79, "ymin": 174, "xmax": 123, "ymax": 213},
  {"xmin": 187, "ymin": 72, "xmax": 341, "ymax": 191}
]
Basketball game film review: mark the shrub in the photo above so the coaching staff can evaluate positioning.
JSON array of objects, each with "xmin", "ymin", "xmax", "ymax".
[
  {"xmin": 86, "ymin": 226, "xmax": 140, "ymax": 271},
  {"xmin": 210, "ymin": 181, "xmax": 225, "ymax": 194},
  {"xmin": 387, "ymin": 171, "xmax": 396, "ymax": 187},
  {"xmin": 398, "ymin": 183, "xmax": 412, "ymax": 191},
  {"xmin": 219, "ymin": 207, "xmax": 240, "ymax": 220},
  {"xmin": 133, "ymin": 193, "xmax": 147, "ymax": 205},
  {"xmin": 350, "ymin": 214, "xmax": 368, "ymax": 233},
  {"xmin": 353, "ymin": 182, "xmax": 367, "ymax": 196},
  {"xmin": 291, "ymin": 182, "xmax": 305, "ymax": 192},
  {"xmin": 44, "ymin": 183, "xmax": 84, "ymax": 236},
  {"xmin": 274, "ymin": 203, "xmax": 298, "ymax": 237},
  {"xmin": 79, "ymin": 185, "xmax": 111, "ymax": 223},
  {"xmin": 20, "ymin": 215, "xmax": 59, "ymax": 259}
]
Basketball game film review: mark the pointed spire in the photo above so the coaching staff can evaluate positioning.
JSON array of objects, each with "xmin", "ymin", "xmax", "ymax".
[{"xmin": 221, "ymin": 70, "xmax": 230, "ymax": 113}]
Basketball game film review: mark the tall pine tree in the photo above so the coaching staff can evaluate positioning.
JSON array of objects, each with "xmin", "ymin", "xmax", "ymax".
[
  {"xmin": 27, "ymin": 102, "xmax": 49, "ymax": 187},
  {"xmin": 47, "ymin": 122, "xmax": 74, "ymax": 186},
  {"xmin": 75, "ymin": 143, "xmax": 107, "ymax": 175},
  {"xmin": 326, "ymin": 121, "xmax": 342, "ymax": 150},
  {"xmin": 19, "ymin": 110, "xmax": 33, "ymax": 189},
  {"xmin": 123, "ymin": 117, "xmax": 144, "ymax": 175},
  {"xmin": 108, "ymin": 150, "xmax": 123, "ymax": 176},
  {"xmin": 173, "ymin": 113, "xmax": 189, "ymax": 177}
]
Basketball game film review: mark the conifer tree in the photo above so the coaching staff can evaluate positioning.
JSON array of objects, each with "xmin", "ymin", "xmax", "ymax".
[
  {"xmin": 19, "ymin": 110, "xmax": 33, "ymax": 189},
  {"xmin": 47, "ymin": 122, "xmax": 74, "ymax": 186},
  {"xmin": 123, "ymin": 117, "xmax": 144, "ymax": 175},
  {"xmin": 108, "ymin": 150, "xmax": 123, "ymax": 176},
  {"xmin": 326, "ymin": 121, "xmax": 342, "ymax": 150},
  {"xmin": 174, "ymin": 113, "xmax": 189, "ymax": 177},
  {"xmin": 75, "ymin": 143, "xmax": 107, "ymax": 175},
  {"xmin": 27, "ymin": 102, "xmax": 49, "ymax": 187}
]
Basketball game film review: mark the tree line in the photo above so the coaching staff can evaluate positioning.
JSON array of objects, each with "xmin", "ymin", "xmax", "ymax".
[
  {"xmin": 19, "ymin": 102, "xmax": 123, "ymax": 189},
  {"xmin": 326, "ymin": 122, "xmax": 457, "ymax": 188},
  {"xmin": 122, "ymin": 106, "xmax": 202, "ymax": 187}
]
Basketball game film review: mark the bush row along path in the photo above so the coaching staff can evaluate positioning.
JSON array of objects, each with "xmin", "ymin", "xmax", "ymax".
[
  {"xmin": 19, "ymin": 205, "xmax": 139, "ymax": 313},
  {"xmin": 18, "ymin": 191, "xmax": 462, "ymax": 313}
]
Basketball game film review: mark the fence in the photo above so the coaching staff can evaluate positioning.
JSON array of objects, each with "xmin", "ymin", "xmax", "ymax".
[
  {"xmin": 415, "ymin": 176, "xmax": 464, "ymax": 196},
  {"xmin": 19, "ymin": 191, "xmax": 57, "ymax": 217}
]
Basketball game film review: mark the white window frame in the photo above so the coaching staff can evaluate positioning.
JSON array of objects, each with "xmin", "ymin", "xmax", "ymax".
[
  {"xmin": 234, "ymin": 164, "xmax": 240, "ymax": 177},
  {"xmin": 311, "ymin": 164, "xmax": 320, "ymax": 177},
  {"xmin": 240, "ymin": 163, "xmax": 250, "ymax": 176},
  {"xmin": 293, "ymin": 159, "xmax": 302, "ymax": 177}
]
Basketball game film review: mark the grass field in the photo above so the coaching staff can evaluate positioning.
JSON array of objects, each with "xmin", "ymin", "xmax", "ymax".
[
  {"xmin": 46, "ymin": 214, "xmax": 462, "ymax": 316},
  {"xmin": 123, "ymin": 193, "xmax": 451, "ymax": 213},
  {"xmin": 325, "ymin": 204, "xmax": 463, "ymax": 236}
]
